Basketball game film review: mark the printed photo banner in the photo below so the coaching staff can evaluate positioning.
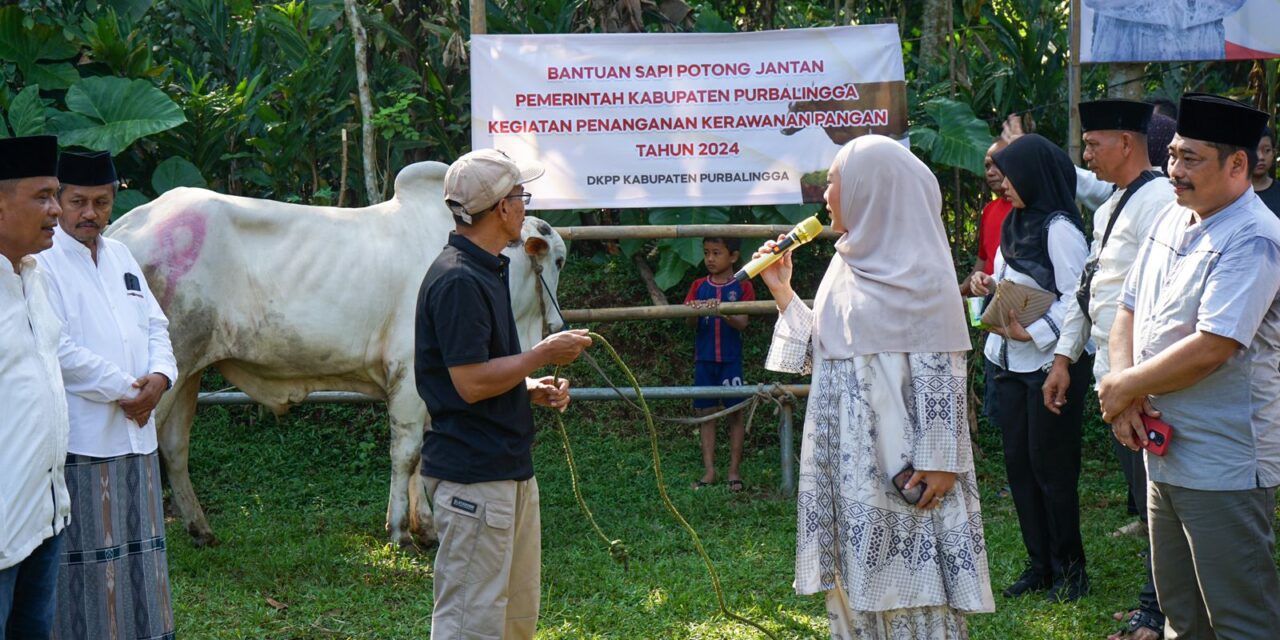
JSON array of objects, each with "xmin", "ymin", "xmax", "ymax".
[
  {"xmin": 1080, "ymin": 0, "xmax": 1280, "ymax": 63},
  {"xmin": 470, "ymin": 26, "xmax": 907, "ymax": 209}
]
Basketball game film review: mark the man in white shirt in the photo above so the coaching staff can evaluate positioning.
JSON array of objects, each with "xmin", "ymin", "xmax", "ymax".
[
  {"xmin": 1043, "ymin": 100, "xmax": 1174, "ymax": 640},
  {"xmin": 0, "ymin": 135, "xmax": 72, "ymax": 639},
  {"xmin": 36, "ymin": 151, "xmax": 178, "ymax": 640}
]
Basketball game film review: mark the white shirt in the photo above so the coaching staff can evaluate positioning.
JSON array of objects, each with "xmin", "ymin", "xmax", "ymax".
[
  {"xmin": 1056, "ymin": 174, "xmax": 1175, "ymax": 382},
  {"xmin": 0, "ymin": 254, "xmax": 71, "ymax": 570},
  {"xmin": 36, "ymin": 226, "xmax": 177, "ymax": 457},
  {"xmin": 983, "ymin": 217, "xmax": 1090, "ymax": 373},
  {"xmin": 1075, "ymin": 165, "xmax": 1115, "ymax": 212}
]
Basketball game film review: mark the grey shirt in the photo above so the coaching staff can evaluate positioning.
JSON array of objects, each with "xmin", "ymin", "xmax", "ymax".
[{"xmin": 1123, "ymin": 189, "xmax": 1280, "ymax": 491}]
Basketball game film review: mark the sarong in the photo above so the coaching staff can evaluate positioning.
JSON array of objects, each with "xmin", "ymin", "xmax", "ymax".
[{"xmin": 55, "ymin": 452, "xmax": 175, "ymax": 640}]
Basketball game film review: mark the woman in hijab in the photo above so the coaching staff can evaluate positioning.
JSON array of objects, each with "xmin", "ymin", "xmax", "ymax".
[
  {"xmin": 756, "ymin": 135, "xmax": 993, "ymax": 639},
  {"xmin": 966, "ymin": 134, "xmax": 1092, "ymax": 603}
]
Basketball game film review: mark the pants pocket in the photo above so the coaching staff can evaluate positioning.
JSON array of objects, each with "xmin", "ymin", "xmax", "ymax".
[{"xmin": 436, "ymin": 488, "xmax": 514, "ymax": 588}]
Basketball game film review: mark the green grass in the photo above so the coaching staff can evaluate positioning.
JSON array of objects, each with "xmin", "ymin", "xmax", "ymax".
[
  {"xmin": 168, "ymin": 253, "xmax": 1280, "ymax": 638},
  {"xmin": 170, "ymin": 400, "xmax": 1173, "ymax": 639}
]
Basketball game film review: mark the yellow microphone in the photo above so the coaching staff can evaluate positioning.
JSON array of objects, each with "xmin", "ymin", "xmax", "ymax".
[{"xmin": 733, "ymin": 215, "xmax": 825, "ymax": 283}]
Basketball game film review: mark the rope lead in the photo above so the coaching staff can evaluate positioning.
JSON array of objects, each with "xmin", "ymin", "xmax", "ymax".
[{"xmin": 550, "ymin": 332, "xmax": 780, "ymax": 640}]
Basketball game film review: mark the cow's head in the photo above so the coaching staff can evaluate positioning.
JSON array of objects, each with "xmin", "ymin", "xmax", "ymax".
[{"xmin": 504, "ymin": 216, "xmax": 567, "ymax": 351}]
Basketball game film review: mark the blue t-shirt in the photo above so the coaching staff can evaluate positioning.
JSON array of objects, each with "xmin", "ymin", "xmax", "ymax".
[{"xmin": 685, "ymin": 276, "xmax": 754, "ymax": 362}]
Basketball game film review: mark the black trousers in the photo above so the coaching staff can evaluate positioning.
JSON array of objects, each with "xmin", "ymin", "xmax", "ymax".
[
  {"xmin": 990, "ymin": 355, "xmax": 1091, "ymax": 580},
  {"xmin": 1113, "ymin": 438, "xmax": 1147, "ymax": 520},
  {"xmin": 1113, "ymin": 413, "xmax": 1162, "ymax": 618}
]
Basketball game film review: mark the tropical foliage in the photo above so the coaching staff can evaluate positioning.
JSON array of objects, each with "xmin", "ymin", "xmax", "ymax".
[{"xmin": 0, "ymin": 0, "xmax": 1272, "ymax": 284}]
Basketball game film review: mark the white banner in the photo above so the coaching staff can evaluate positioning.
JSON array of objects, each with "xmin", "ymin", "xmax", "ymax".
[
  {"xmin": 1080, "ymin": 1, "xmax": 1280, "ymax": 63},
  {"xmin": 470, "ymin": 26, "xmax": 907, "ymax": 210}
]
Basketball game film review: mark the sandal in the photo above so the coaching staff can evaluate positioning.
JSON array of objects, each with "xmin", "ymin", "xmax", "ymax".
[
  {"xmin": 692, "ymin": 480, "xmax": 713, "ymax": 491},
  {"xmin": 1107, "ymin": 608, "xmax": 1163, "ymax": 640},
  {"xmin": 727, "ymin": 479, "xmax": 745, "ymax": 493}
]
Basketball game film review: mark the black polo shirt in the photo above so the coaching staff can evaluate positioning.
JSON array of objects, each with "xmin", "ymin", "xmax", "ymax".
[{"xmin": 416, "ymin": 232, "xmax": 534, "ymax": 483}]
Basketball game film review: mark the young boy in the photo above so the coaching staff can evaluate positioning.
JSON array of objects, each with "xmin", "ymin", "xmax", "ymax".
[{"xmin": 683, "ymin": 237, "xmax": 754, "ymax": 492}]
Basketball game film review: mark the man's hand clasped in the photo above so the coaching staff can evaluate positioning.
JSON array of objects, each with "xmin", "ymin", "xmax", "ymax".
[
  {"xmin": 528, "ymin": 376, "xmax": 571, "ymax": 412},
  {"xmin": 120, "ymin": 373, "xmax": 169, "ymax": 427},
  {"xmin": 1098, "ymin": 370, "xmax": 1160, "ymax": 452}
]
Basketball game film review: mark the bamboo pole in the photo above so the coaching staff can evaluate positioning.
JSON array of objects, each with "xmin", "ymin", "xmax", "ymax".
[
  {"xmin": 470, "ymin": 0, "xmax": 485, "ymax": 37},
  {"xmin": 560, "ymin": 299, "xmax": 811, "ymax": 323},
  {"xmin": 551, "ymin": 224, "xmax": 839, "ymax": 241},
  {"xmin": 1068, "ymin": 0, "xmax": 1083, "ymax": 163}
]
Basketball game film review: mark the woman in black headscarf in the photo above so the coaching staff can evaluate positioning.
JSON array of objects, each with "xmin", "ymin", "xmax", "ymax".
[{"xmin": 965, "ymin": 134, "xmax": 1093, "ymax": 604}]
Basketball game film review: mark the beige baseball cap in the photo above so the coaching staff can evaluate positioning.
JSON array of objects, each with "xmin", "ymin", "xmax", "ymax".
[{"xmin": 444, "ymin": 149, "xmax": 544, "ymax": 222}]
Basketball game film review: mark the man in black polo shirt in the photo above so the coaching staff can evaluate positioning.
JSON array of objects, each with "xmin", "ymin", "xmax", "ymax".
[{"xmin": 416, "ymin": 148, "xmax": 591, "ymax": 640}]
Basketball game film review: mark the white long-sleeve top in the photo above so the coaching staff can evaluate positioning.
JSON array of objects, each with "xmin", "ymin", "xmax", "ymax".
[
  {"xmin": 35, "ymin": 226, "xmax": 177, "ymax": 457},
  {"xmin": 1055, "ymin": 176, "xmax": 1175, "ymax": 382},
  {"xmin": 982, "ymin": 217, "xmax": 1089, "ymax": 373},
  {"xmin": 0, "ymin": 254, "xmax": 71, "ymax": 570},
  {"xmin": 1076, "ymin": 166, "xmax": 1114, "ymax": 212}
]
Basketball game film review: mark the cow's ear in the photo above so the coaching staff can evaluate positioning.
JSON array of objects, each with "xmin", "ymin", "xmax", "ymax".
[{"xmin": 524, "ymin": 236, "xmax": 549, "ymax": 256}]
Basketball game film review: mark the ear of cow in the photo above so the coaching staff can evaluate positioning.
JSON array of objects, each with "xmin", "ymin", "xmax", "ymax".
[{"xmin": 524, "ymin": 236, "xmax": 549, "ymax": 256}]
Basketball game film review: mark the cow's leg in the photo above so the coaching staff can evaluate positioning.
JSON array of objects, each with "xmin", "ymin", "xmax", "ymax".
[
  {"xmin": 386, "ymin": 386, "xmax": 434, "ymax": 549},
  {"xmin": 158, "ymin": 372, "xmax": 219, "ymax": 547},
  {"xmin": 407, "ymin": 453, "xmax": 434, "ymax": 545}
]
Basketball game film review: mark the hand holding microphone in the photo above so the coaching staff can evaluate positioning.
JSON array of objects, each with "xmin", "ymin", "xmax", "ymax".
[
  {"xmin": 735, "ymin": 215, "xmax": 824, "ymax": 283},
  {"xmin": 743, "ymin": 215, "xmax": 824, "ymax": 310},
  {"xmin": 751, "ymin": 235, "xmax": 794, "ymax": 294}
]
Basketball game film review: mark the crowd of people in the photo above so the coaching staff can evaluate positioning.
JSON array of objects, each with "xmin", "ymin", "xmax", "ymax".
[
  {"xmin": 3, "ymin": 89, "xmax": 1279, "ymax": 640},
  {"xmin": 414, "ymin": 91, "xmax": 1280, "ymax": 640}
]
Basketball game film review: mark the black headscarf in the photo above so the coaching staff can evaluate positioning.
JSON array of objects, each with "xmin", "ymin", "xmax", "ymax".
[
  {"xmin": 1146, "ymin": 113, "xmax": 1176, "ymax": 171},
  {"xmin": 992, "ymin": 134, "xmax": 1085, "ymax": 295}
]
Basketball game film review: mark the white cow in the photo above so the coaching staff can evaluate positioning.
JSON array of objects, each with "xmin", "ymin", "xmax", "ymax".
[{"xmin": 106, "ymin": 161, "xmax": 566, "ymax": 548}]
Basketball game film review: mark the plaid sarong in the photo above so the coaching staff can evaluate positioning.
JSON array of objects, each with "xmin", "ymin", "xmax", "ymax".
[{"xmin": 54, "ymin": 452, "xmax": 175, "ymax": 640}]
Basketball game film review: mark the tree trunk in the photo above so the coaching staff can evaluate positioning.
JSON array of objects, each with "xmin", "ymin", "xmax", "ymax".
[
  {"xmin": 632, "ymin": 254, "xmax": 669, "ymax": 306},
  {"xmin": 1107, "ymin": 63, "xmax": 1144, "ymax": 100},
  {"xmin": 919, "ymin": 0, "xmax": 951, "ymax": 76},
  {"xmin": 344, "ymin": 0, "xmax": 379, "ymax": 204}
]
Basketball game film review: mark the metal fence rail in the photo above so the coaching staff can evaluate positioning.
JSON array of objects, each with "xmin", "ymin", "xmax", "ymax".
[{"xmin": 197, "ymin": 384, "xmax": 809, "ymax": 494}]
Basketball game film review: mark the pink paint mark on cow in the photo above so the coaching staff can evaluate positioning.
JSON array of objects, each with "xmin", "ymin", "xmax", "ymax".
[{"xmin": 151, "ymin": 212, "xmax": 207, "ymax": 309}]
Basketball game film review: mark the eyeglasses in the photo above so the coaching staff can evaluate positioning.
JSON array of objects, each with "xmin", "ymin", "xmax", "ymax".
[{"xmin": 504, "ymin": 192, "xmax": 532, "ymax": 205}]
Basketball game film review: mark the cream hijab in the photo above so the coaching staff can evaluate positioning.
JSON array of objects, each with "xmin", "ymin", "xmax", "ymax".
[{"xmin": 813, "ymin": 135, "xmax": 971, "ymax": 359}]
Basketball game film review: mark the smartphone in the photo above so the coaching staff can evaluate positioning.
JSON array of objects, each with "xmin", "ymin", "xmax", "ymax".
[
  {"xmin": 892, "ymin": 463, "xmax": 927, "ymax": 506},
  {"xmin": 1141, "ymin": 414, "xmax": 1173, "ymax": 456}
]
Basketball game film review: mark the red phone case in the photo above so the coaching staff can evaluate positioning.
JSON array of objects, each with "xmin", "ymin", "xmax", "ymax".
[{"xmin": 1141, "ymin": 414, "xmax": 1172, "ymax": 456}]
